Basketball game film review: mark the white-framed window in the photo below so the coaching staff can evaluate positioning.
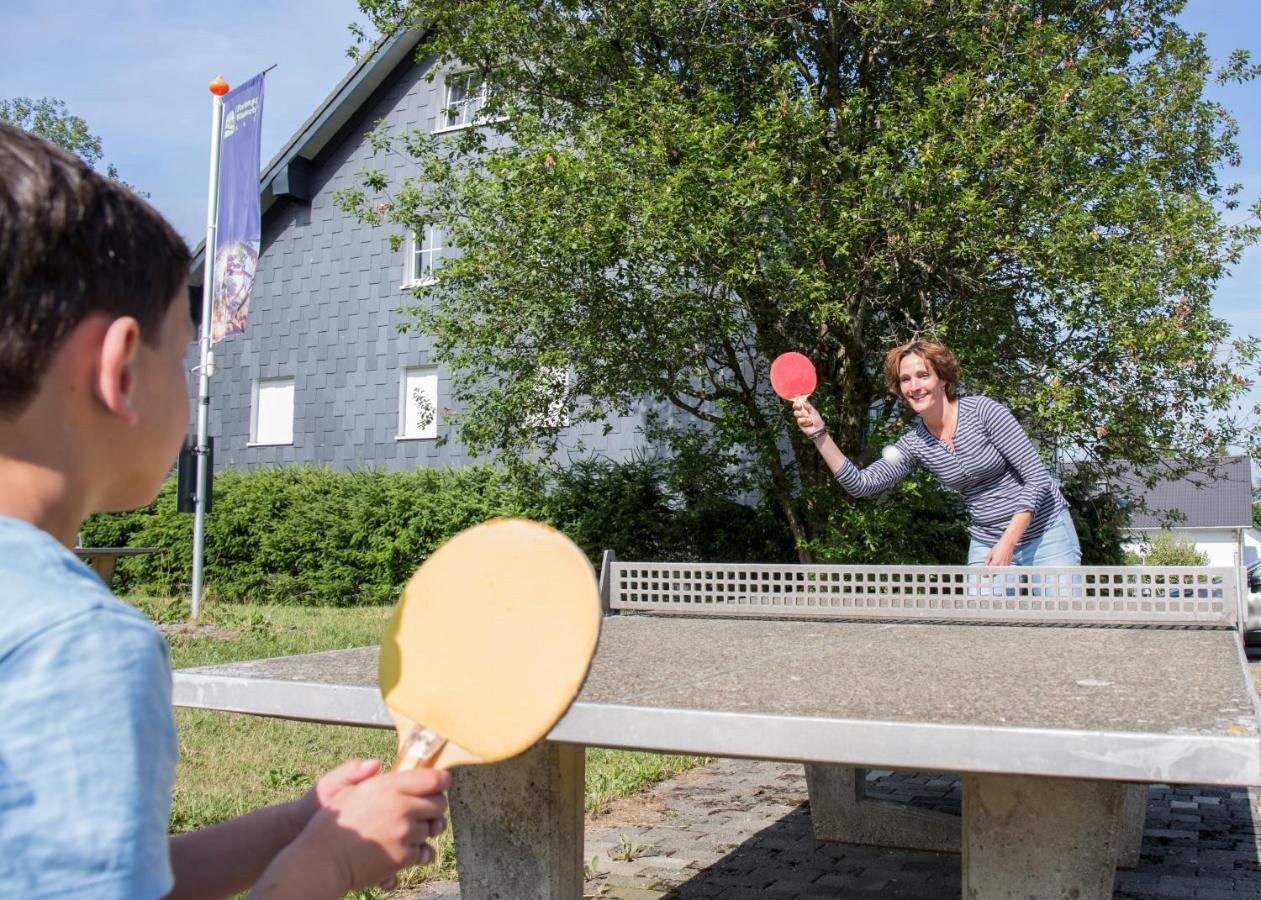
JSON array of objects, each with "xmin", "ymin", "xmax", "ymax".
[
  {"xmin": 526, "ymin": 365, "xmax": 572, "ymax": 429},
  {"xmin": 398, "ymin": 367, "xmax": 439, "ymax": 440},
  {"xmin": 439, "ymin": 71, "xmax": 494, "ymax": 130},
  {"xmin": 405, "ymin": 226, "xmax": 449, "ymax": 286},
  {"xmin": 250, "ymin": 376, "xmax": 295, "ymax": 446}
]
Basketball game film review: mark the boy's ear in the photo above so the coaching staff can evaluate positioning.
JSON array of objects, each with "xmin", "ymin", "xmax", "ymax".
[{"xmin": 95, "ymin": 317, "xmax": 143, "ymax": 426}]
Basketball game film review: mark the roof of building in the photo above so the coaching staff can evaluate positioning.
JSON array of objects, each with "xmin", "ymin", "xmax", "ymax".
[{"xmin": 1115, "ymin": 455, "xmax": 1254, "ymax": 529}]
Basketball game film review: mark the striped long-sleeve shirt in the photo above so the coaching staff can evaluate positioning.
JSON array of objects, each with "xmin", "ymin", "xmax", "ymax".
[{"xmin": 834, "ymin": 395, "xmax": 1068, "ymax": 547}]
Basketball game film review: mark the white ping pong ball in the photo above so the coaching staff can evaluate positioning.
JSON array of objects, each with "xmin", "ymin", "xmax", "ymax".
[{"xmin": 881, "ymin": 445, "xmax": 904, "ymax": 466}]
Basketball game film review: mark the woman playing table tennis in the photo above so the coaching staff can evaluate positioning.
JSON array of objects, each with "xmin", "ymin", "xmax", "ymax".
[{"xmin": 793, "ymin": 339, "xmax": 1080, "ymax": 566}]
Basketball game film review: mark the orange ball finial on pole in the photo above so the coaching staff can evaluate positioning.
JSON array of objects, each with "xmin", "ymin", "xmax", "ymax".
[{"xmin": 209, "ymin": 75, "xmax": 230, "ymax": 96}]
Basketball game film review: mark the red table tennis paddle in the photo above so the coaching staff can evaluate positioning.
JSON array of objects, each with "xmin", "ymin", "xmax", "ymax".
[
  {"xmin": 380, "ymin": 519, "xmax": 602, "ymax": 770},
  {"xmin": 770, "ymin": 352, "xmax": 817, "ymax": 407}
]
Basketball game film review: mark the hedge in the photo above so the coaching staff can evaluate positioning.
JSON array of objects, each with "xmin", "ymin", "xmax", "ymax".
[
  {"xmin": 81, "ymin": 461, "xmax": 794, "ymax": 606},
  {"xmin": 82, "ymin": 460, "xmax": 1124, "ymax": 606}
]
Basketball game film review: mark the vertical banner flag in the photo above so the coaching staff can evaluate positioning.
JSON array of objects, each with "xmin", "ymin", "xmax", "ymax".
[{"xmin": 211, "ymin": 72, "xmax": 265, "ymax": 342}]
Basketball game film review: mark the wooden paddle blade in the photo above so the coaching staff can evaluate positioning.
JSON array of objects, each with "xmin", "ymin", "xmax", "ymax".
[{"xmin": 379, "ymin": 519, "xmax": 601, "ymax": 765}]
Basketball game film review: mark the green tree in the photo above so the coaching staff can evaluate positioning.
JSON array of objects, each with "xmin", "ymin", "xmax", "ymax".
[
  {"xmin": 1126, "ymin": 528, "xmax": 1208, "ymax": 565},
  {"xmin": 340, "ymin": 0, "xmax": 1259, "ymax": 561},
  {"xmin": 0, "ymin": 96, "xmax": 144, "ymax": 194}
]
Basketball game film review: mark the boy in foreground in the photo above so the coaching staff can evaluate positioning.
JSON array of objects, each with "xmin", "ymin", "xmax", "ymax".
[{"xmin": 0, "ymin": 123, "xmax": 449, "ymax": 898}]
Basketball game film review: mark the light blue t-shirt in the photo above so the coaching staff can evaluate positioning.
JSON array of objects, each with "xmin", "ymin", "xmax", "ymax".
[{"xmin": 0, "ymin": 516, "xmax": 177, "ymax": 898}]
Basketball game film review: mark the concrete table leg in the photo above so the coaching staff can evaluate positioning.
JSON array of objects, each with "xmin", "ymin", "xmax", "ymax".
[
  {"xmin": 90, "ymin": 556, "xmax": 117, "ymax": 586},
  {"xmin": 1117, "ymin": 784, "xmax": 1148, "ymax": 869},
  {"xmin": 804, "ymin": 764, "xmax": 960, "ymax": 852},
  {"xmin": 962, "ymin": 773, "xmax": 1125, "ymax": 900},
  {"xmin": 448, "ymin": 740, "xmax": 585, "ymax": 900}
]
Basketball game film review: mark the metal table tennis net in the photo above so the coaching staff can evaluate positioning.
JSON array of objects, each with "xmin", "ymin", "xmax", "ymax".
[{"xmin": 605, "ymin": 562, "xmax": 1239, "ymax": 628}]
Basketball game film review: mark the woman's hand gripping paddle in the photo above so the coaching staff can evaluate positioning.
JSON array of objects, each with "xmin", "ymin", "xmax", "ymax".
[
  {"xmin": 379, "ymin": 519, "xmax": 602, "ymax": 770},
  {"xmin": 770, "ymin": 352, "xmax": 817, "ymax": 408}
]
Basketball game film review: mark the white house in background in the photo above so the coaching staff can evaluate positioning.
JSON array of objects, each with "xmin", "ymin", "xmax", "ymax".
[{"xmin": 1117, "ymin": 455, "xmax": 1259, "ymax": 567}]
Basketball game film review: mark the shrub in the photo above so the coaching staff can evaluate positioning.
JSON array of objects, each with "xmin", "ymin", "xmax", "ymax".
[
  {"xmin": 82, "ymin": 457, "xmax": 1128, "ymax": 608},
  {"xmin": 1128, "ymin": 529, "xmax": 1208, "ymax": 566},
  {"xmin": 798, "ymin": 469, "xmax": 970, "ymax": 565},
  {"xmin": 81, "ymin": 460, "xmax": 793, "ymax": 605},
  {"xmin": 1060, "ymin": 476, "xmax": 1128, "ymax": 566},
  {"xmin": 544, "ymin": 456, "xmax": 794, "ymax": 564},
  {"xmin": 82, "ymin": 466, "xmax": 545, "ymax": 606}
]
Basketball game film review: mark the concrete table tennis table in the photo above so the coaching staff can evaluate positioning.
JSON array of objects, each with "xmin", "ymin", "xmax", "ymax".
[
  {"xmin": 75, "ymin": 545, "xmax": 156, "ymax": 587},
  {"xmin": 173, "ymin": 561, "xmax": 1261, "ymax": 899}
]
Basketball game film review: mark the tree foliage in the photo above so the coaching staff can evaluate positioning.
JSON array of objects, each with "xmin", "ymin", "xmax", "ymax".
[
  {"xmin": 340, "ymin": 0, "xmax": 1258, "ymax": 561},
  {"xmin": 0, "ymin": 96, "xmax": 143, "ymax": 194},
  {"xmin": 1124, "ymin": 527, "xmax": 1208, "ymax": 565}
]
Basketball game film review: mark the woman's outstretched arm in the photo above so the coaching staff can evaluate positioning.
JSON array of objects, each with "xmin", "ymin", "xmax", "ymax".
[{"xmin": 793, "ymin": 401, "xmax": 914, "ymax": 497}]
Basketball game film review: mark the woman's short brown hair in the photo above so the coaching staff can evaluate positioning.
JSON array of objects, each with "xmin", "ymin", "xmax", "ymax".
[{"xmin": 883, "ymin": 340, "xmax": 960, "ymax": 401}]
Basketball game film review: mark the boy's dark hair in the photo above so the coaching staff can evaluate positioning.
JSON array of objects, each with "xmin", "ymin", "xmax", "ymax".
[{"xmin": 0, "ymin": 122, "xmax": 191, "ymax": 416}]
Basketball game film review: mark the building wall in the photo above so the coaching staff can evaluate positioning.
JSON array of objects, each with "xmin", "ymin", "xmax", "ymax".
[{"xmin": 196, "ymin": 53, "xmax": 652, "ymax": 473}]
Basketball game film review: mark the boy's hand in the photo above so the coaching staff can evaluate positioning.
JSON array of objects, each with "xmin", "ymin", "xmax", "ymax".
[
  {"xmin": 286, "ymin": 758, "xmax": 381, "ymax": 842},
  {"xmin": 253, "ymin": 768, "xmax": 451, "ymax": 898},
  {"xmin": 288, "ymin": 758, "xmax": 448, "ymax": 844}
]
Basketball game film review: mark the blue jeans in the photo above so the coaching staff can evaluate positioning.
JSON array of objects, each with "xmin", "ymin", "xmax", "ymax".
[{"xmin": 967, "ymin": 508, "xmax": 1081, "ymax": 566}]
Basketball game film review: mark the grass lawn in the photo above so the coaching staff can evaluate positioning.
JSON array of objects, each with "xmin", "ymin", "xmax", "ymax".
[{"xmin": 135, "ymin": 596, "xmax": 705, "ymax": 896}]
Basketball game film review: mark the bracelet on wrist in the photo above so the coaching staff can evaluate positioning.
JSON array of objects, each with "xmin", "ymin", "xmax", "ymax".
[{"xmin": 807, "ymin": 425, "xmax": 828, "ymax": 441}]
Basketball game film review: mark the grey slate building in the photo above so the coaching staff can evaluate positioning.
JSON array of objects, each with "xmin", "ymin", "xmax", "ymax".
[{"xmin": 189, "ymin": 30, "xmax": 653, "ymax": 473}]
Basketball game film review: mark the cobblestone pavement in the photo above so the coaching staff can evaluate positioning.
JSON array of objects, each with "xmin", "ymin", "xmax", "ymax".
[{"xmin": 409, "ymin": 759, "xmax": 1261, "ymax": 899}]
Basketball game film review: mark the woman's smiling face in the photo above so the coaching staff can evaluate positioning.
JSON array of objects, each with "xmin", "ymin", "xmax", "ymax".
[{"xmin": 898, "ymin": 353, "xmax": 946, "ymax": 414}]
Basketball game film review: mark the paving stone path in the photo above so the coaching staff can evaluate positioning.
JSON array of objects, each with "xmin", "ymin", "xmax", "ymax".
[{"xmin": 409, "ymin": 759, "xmax": 1261, "ymax": 899}]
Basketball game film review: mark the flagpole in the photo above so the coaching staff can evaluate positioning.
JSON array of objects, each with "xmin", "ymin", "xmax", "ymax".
[{"xmin": 192, "ymin": 75, "xmax": 229, "ymax": 619}]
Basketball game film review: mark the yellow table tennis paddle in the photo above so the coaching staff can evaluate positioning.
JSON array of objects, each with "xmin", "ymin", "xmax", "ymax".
[{"xmin": 379, "ymin": 518, "xmax": 602, "ymax": 770}]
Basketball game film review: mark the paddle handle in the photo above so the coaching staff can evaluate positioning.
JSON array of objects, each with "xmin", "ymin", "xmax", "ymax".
[{"xmin": 391, "ymin": 723, "xmax": 448, "ymax": 771}]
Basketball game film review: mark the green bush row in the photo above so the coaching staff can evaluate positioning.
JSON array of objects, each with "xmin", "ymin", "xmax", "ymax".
[
  {"xmin": 82, "ymin": 460, "xmax": 1126, "ymax": 606},
  {"xmin": 81, "ymin": 461, "xmax": 796, "ymax": 606}
]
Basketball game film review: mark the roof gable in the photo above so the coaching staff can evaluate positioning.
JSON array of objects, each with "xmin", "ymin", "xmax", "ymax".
[{"xmin": 1118, "ymin": 455, "xmax": 1254, "ymax": 529}]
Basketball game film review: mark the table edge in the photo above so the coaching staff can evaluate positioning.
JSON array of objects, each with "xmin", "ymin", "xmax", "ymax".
[{"xmin": 172, "ymin": 670, "xmax": 1261, "ymax": 786}]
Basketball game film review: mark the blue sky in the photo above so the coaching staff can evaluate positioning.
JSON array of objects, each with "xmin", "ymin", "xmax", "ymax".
[
  {"xmin": 0, "ymin": 0, "xmax": 369, "ymax": 241},
  {"xmin": 2, "ymin": 0, "xmax": 1259, "ymax": 421},
  {"xmin": 1181, "ymin": 1, "xmax": 1261, "ymax": 428}
]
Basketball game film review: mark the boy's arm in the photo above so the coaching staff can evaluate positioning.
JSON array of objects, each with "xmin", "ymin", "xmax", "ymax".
[
  {"xmin": 165, "ymin": 758, "xmax": 381, "ymax": 900},
  {"xmin": 167, "ymin": 763, "xmax": 449, "ymax": 900},
  {"xmin": 248, "ymin": 767, "xmax": 450, "ymax": 900},
  {"xmin": 167, "ymin": 801, "xmax": 306, "ymax": 900}
]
